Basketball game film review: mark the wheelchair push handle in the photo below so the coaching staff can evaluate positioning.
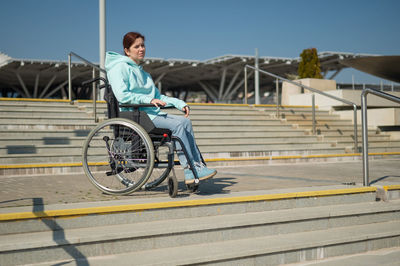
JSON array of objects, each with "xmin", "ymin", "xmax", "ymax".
[{"xmin": 82, "ymin": 77, "xmax": 109, "ymax": 90}]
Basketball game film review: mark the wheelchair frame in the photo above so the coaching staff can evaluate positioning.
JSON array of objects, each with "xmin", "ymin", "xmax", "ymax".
[{"xmin": 81, "ymin": 77, "xmax": 200, "ymax": 198}]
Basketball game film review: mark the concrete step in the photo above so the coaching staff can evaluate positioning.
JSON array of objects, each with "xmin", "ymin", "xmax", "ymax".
[
  {"xmin": 314, "ymin": 129, "xmax": 377, "ymax": 136},
  {"xmin": 0, "ymin": 109, "xmax": 89, "ymax": 118},
  {"xmin": 0, "ymin": 137, "xmax": 86, "ymax": 146},
  {"xmin": 279, "ymin": 113, "xmax": 341, "ymax": 119},
  {"xmin": 303, "ymin": 126, "xmax": 376, "ymax": 133},
  {"xmin": 0, "ymin": 103, "xmax": 81, "ymax": 110},
  {"xmin": 71, "ymin": 220, "xmax": 400, "ymax": 266},
  {"xmin": 200, "ymin": 144, "xmax": 343, "ymax": 154},
  {"xmin": 0, "ymin": 146, "xmax": 352, "ymax": 165},
  {"xmin": 0, "ymin": 116, "xmax": 94, "ymax": 123},
  {"xmin": 2, "ymin": 141, "xmax": 396, "ymax": 165},
  {"xmin": 1, "ymin": 136, "xmax": 324, "ymax": 146},
  {"xmin": 196, "ymin": 137, "xmax": 327, "ymax": 145},
  {"xmin": 0, "ymin": 100, "xmax": 73, "ymax": 108},
  {"xmin": 191, "ymin": 119, "xmax": 283, "ymax": 126},
  {"xmin": 289, "ymin": 246, "xmax": 400, "ymax": 266},
  {"xmin": 322, "ymin": 134, "xmax": 390, "ymax": 141},
  {"xmin": 0, "ymin": 122, "xmax": 97, "ymax": 130},
  {"xmin": 0, "ymin": 129, "xmax": 91, "ymax": 138},
  {"xmin": 190, "ymin": 115, "xmax": 282, "ymax": 121},
  {"xmin": 194, "ymin": 131, "xmax": 309, "ymax": 138},
  {"xmin": 193, "ymin": 125, "xmax": 294, "ymax": 131},
  {"xmin": 193, "ymin": 142, "xmax": 335, "ymax": 151},
  {"xmin": 0, "ymin": 144, "xmax": 84, "ymax": 156},
  {"xmin": 1, "ymin": 133, "xmax": 394, "ymax": 164},
  {"xmin": 0, "ymin": 142, "xmax": 335, "ymax": 157},
  {"xmin": 255, "ymin": 105, "xmax": 328, "ymax": 112},
  {"xmin": 199, "ymin": 138, "xmax": 398, "ymax": 147},
  {"xmin": 0, "ymin": 142, "xmax": 344, "ymax": 164},
  {"xmin": 287, "ymin": 119, "xmax": 353, "ymax": 126},
  {"xmin": 0, "ymin": 153, "xmax": 82, "ymax": 164},
  {"xmin": 201, "ymin": 146, "xmax": 400, "ymax": 159},
  {"xmin": 334, "ymin": 139, "xmax": 400, "ymax": 147},
  {"xmin": 0, "ymin": 186, "xmax": 377, "ymax": 233},
  {"xmin": 0, "ymin": 195, "xmax": 398, "ymax": 265},
  {"xmin": 365, "ymin": 146, "xmax": 400, "ymax": 153}
]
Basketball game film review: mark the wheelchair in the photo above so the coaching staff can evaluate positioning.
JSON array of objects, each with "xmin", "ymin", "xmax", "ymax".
[{"xmin": 81, "ymin": 77, "xmax": 201, "ymax": 198}]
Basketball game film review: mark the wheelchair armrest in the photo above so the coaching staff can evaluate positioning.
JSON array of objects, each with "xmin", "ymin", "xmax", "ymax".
[{"xmin": 119, "ymin": 104, "xmax": 175, "ymax": 110}]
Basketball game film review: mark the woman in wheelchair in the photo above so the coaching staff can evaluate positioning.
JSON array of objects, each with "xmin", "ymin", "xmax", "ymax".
[{"xmin": 105, "ymin": 31, "xmax": 217, "ymax": 185}]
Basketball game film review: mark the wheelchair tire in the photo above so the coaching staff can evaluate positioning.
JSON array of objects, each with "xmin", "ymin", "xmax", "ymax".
[
  {"xmin": 143, "ymin": 167, "xmax": 171, "ymax": 190},
  {"xmin": 82, "ymin": 118, "xmax": 155, "ymax": 195},
  {"xmin": 168, "ymin": 175, "xmax": 178, "ymax": 198}
]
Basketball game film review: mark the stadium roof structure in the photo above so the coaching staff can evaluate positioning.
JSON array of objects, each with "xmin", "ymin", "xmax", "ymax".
[
  {"xmin": 0, "ymin": 51, "xmax": 382, "ymax": 102},
  {"xmin": 340, "ymin": 55, "xmax": 400, "ymax": 84}
]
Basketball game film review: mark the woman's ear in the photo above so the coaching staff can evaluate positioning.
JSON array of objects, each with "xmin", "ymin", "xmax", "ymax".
[{"xmin": 124, "ymin": 48, "xmax": 129, "ymax": 56}]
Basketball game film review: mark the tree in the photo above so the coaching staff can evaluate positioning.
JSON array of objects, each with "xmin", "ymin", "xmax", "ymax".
[{"xmin": 298, "ymin": 48, "xmax": 323, "ymax": 79}]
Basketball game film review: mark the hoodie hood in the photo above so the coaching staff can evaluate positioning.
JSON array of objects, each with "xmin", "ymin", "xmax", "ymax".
[{"xmin": 105, "ymin": 51, "xmax": 138, "ymax": 71}]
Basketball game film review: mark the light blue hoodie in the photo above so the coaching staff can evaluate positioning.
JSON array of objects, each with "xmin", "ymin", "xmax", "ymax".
[{"xmin": 105, "ymin": 51, "xmax": 187, "ymax": 120}]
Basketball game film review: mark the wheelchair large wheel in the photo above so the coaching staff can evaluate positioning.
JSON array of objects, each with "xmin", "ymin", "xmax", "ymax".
[{"xmin": 82, "ymin": 118, "xmax": 155, "ymax": 195}]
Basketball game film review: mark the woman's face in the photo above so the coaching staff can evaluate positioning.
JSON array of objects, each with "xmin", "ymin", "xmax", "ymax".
[{"xmin": 125, "ymin": 37, "xmax": 146, "ymax": 64}]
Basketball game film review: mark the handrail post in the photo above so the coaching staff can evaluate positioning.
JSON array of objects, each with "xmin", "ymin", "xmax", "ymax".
[
  {"xmin": 92, "ymin": 68, "xmax": 97, "ymax": 122},
  {"xmin": 312, "ymin": 94, "xmax": 316, "ymax": 135},
  {"xmin": 68, "ymin": 54, "xmax": 72, "ymax": 103},
  {"xmin": 360, "ymin": 88, "xmax": 400, "ymax": 186},
  {"xmin": 353, "ymin": 104, "xmax": 359, "ymax": 152},
  {"xmin": 275, "ymin": 78, "xmax": 280, "ymax": 118},
  {"xmin": 244, "ymin": 67, "xmax": 248, "ymax": 105},
  {"xmin": 361, "ymin": 90, "xmax": 369, "ymax": 186},
  {"xmin": 254, "ymin": 48, "xmax": 260, "ymax": 105}
]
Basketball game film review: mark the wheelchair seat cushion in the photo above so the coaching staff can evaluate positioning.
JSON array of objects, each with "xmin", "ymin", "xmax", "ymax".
[{"xmin": 149, "ymin": 127, "xmax": 172, "ymax": 138}]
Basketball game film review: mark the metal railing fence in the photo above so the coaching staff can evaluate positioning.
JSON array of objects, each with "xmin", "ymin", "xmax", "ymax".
[
  {"xmin": 68, "ymin": 52, "xmax": 107, "ymax": 122},
  {"xmin": 244, "ymin": 65, "xmax": 359, "ymax": 152}
]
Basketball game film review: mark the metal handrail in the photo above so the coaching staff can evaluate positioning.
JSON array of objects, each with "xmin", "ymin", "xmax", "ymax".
[
  {"xmin": 68, "ymin": 52, "xmax": 107, "ymax": 122},
  {"xmin": 361, "ymin": 88, "xmax": 400, "ymax": 186},
  {"xmin": 244, "ymin": 65, "xmax": 359, "ymax": 152}
]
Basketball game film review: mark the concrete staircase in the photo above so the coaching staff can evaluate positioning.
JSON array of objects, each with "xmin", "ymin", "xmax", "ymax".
[
  {"xmin": 1, "ymin": 99, "xmax": 399, "ymax": 176},
  {"xmin": 254, "ymin": 105, "xmax": 394, "ymax": 151},
  {"xmin": 0, "ymin": 186, "xmax": 399, "ymax": 265},
  {"xmin": 86, "ymin": 101, "xmax": 400, "ymax": 156}
]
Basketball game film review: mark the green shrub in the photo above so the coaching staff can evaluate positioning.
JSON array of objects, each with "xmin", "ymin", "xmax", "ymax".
[{"xmin": 298, "ymin": 48, "xmax": 323, "ymax": 79}]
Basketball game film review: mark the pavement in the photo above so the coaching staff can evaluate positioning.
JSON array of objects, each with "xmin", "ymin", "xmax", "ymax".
[{"xmin": 0, "ymin": 158, "xmax": 399, "ymax": 209}]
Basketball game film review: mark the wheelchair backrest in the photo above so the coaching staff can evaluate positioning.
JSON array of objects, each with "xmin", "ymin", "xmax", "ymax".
[
  {"xmin": 103, "ymin": 81, "xmax": 156, "ymax": 133},
  {"xmin": 103, "ymin": 83, "xmax": 120, "ymax": 120}
]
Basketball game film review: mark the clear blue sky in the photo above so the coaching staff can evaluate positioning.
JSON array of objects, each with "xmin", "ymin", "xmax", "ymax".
[{"xmin": 1, "ymin": 0, "xmax": 399, "ymax": 84}]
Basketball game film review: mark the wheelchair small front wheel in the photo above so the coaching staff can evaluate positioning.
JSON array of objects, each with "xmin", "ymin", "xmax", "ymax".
[
  {"xmin": 168, "ymin": 175, "xmax": 178, "ymax": 198},
  {"xmin": 82, "ymin": 118, "xmax": 155, "ymax": 195}
]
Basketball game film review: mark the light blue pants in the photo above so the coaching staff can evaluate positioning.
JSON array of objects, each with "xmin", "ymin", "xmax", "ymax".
[{"xmin": 152, "ymin": 114, "xmax": 202, "ymax": 168}]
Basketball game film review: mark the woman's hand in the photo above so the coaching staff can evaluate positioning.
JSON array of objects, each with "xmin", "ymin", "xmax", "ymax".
[
  {"xmin": 151, "ymin": 99, "xmax": 166, "ymax": 107},
  {"xmin": 182, "ymin": 106, "xmax": 190, "ymax": 117}
]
